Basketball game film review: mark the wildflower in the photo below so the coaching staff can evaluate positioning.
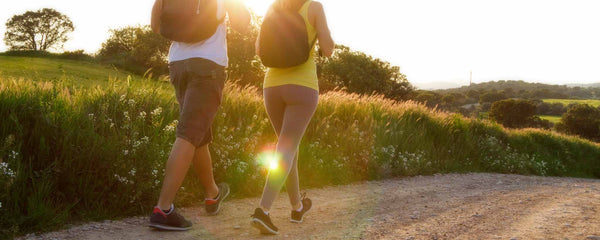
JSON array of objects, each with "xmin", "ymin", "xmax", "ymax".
[
  {"xmin": 88, "ymin": 113, "xmax": 94, "ymax": 120},
  {"xmin": 1, "ymin": 162, "xmax": 15, "ymax": 179},
  {"xmin": 123, "ymin": 111, "xmax": 131, "ymax": 121},
  {"xmin": 128, "ymin": 99, "xmax": 136, "ymax": 107},
  {"xmin": 139, "ymin": 111, "xmax": 147, "ymax": 120},
  {"xmin": 141, "ymin": 136, "xmax": 150, "ymax": 143},
  {"xmin": 123, "ymin": 150, "xmax": 129, "ymax": 156},
  {"xmin": 129, "ymin": 168, "xmax": 137, "ymax": 176},
  {"xmin": 8, "ymin": 151, "xmax": 19, "ymax": 161},
  {"xmin": 120, "ymin": 95, "xmax": 126, "ymax": 102},
  {"xmin": 5, "ymin": 135, "xmax": 14, "ymax": 145},
  {"xmin": 151, "ymin": 107, "xmax": 163, "ymax": 117}
]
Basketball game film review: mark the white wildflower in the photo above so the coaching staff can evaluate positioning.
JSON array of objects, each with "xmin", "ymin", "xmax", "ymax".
[
  {"xmin": 129, "ymin": 168, "xmax": 137, "ymax": 176},
  {"xmin": 88, "ymin": 113, "xmax": 94, "ymax": 120},
  {"xmin": 139, "ymin": 111, "xmax": 147, "ymax": 119},
  {"xmin": 151, "ymin": 107, "xmax": 163, "ymax": 117},
  {"xmin": 128, "ymin": 99, "xmax": 136, "ymax": 107},
  {"xmin": 123, "ymin": 150, "xmax": 129, "ymax": 156}
]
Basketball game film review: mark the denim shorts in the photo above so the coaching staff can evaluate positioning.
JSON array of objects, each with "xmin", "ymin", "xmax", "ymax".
[{"xmin": 169, "ymin": 58, "xmax": 226, "ymax": 148}]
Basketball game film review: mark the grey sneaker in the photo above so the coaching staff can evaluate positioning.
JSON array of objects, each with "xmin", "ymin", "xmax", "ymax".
[
  {"xmin": 149, "ymin": 205, "xmax": 192, "ymax": 231},
  {"xmin": 251, "ymin": 208, "xmax": 279, "ymax": 235},
  {"xmin": 205, "ymin": 182, "xmax": 230, "ymax": 215},
  {"xmin": 290, "ymin": 193, "xmax": 312, "ymax": 223}
]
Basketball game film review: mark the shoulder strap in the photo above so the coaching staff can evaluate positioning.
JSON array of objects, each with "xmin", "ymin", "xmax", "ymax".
[{"xmin": 300, "ymin": 0, "xmax": 317, "ymax": 49}]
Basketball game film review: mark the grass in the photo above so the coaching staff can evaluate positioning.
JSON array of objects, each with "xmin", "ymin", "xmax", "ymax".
[
  {"xmin": 1, "ymin": 56, "xmax": 600, "ymax": 239},
  {"xmin": 543, "ymin": 98, "xmax": 600, "ymax": 107},
  {"xmin": 540, "ymin": 115, "xmax": 562, "ymax": 124}
]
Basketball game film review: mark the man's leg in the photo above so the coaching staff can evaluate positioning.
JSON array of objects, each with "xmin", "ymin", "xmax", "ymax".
[
  {"xmin": 157, "ymin": 137, "xmax": 196, "ymax": 210},
  {"xmin": 192, "ymin": 144, "xmax": 219, "ymax": 199}
]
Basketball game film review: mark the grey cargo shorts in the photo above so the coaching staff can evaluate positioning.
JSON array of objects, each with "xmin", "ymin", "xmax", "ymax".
[{"xmin": 169, "ymin": 58, "xmax": 226, "ymax": 148}]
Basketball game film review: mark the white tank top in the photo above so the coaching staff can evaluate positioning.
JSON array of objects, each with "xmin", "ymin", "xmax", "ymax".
[{"xmin": 168, "ymin": 0, "xmax": 228, "ymax": 66}]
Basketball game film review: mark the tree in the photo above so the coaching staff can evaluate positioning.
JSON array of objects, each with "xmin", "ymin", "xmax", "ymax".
[
  {"xmin": 318, "ymin": 46, "xmax": 414, "ymax": 100},
  {"xmin": 4, "ymin": 8, "xmax": 74, "ymax": 51},
  {"xmin": 98, "ymin": 26, "xmax": 171, "ymax": 76},
  {"xmin": 489, "ymin": 99, "xmax": 538, "ymax": 128},
  {"xmin": 479, "ymin": 92, "xmax": 507, "ymax": 104},
  {"xmin": 556, "ymin": 104, "xmax": 600, "ymax": 142}
]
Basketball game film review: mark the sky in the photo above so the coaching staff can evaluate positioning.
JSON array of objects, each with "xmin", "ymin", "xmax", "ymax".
[{"xmin": 2, "ymin": 0, "xmax": 600, "ymax": 88}]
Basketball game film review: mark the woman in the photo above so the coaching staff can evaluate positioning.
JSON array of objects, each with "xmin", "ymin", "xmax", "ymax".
[{"xmin": 251, "ymin": 0, "xmax": 334, "ymax": 235}]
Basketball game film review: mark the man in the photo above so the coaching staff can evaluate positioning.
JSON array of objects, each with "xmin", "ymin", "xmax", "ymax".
[{"xmin": 149, "ymin": 0, "xmax": 250, "ymax": 231}]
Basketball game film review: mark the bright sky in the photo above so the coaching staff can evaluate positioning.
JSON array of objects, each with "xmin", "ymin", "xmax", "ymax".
[{"xmin": 2, "ymin": 0, "xmax": 600, "ymax": 87}]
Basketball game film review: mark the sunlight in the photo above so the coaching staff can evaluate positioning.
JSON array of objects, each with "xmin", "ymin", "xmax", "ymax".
[
  {"xmin": 244, "ymin": 0, "xmax": 271, "ymax": 15},
  {"xmin": 257, "ymin": 145, "xmax": 281, "ymax": 171}
]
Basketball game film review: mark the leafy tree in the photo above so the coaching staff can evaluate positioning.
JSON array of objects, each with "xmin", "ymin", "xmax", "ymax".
[
  {"xmin": 479, "ymin": 92, "xmax": 507, "ymax": 104},
  {"xmin": 556, "ymin": 104, "xmax": 600, "ymax": 141},
  {"xmin": 318, "ymin": 46, "xmax": 414, "ymax": 100},
  {"xmin": 489, "ymin": 99, "xmax": 538, "ymax": 128},
  {"xmin": 98, "ymin": 25, "xmax": 170, "ymax": 76},
  {"xmin": 226, "ymin": 13, "xmax": 265, "ymax": 86},
  {"xmin": 4, "ymin": 8, "xmax": 74, "ymax": 51}
]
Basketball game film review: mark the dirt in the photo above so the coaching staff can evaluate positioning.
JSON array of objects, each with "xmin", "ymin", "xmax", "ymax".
[{"xmin": 19, "ymin": 173, "xmax": 600, "ymax": 240}]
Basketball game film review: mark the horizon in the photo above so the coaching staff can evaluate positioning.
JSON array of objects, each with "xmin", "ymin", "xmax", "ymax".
[{"xmin": 1, "ymin": 0, "xmax": 600, "ymax": 87}]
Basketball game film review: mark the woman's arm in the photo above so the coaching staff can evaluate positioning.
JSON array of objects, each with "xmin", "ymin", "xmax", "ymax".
[
  {"xmin": 309, "ymin": 1, "xmax": 334, "ymax": 57},
  {"xmin": 226, "ymin": 0, "xmax": 251, "ymax": 33},
  {"xmin": 151, "ymin": 0, "xmax": 162, "ymax": 34}
]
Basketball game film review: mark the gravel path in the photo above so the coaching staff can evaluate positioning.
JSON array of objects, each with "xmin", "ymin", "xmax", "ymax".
[{"xmin": 20, "ymin": 173, "xmax": 600, "ymax": 240}]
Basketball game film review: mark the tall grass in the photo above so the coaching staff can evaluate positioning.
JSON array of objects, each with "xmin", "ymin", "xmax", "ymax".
[{"xmin": 1, "ymin": 77, "xmax": 599, "ymax": 238}]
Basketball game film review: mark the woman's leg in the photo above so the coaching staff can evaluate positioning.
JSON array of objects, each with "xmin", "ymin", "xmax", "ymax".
[
  {"xmin": 263, "ymin": 87, "xmax": 302, "ymax": 210},
  {"xmin": 260, "ymin": 86, "xmax": 318, "ymax": 211},
  {"xmin": 286, "ymin": 152, "xmax": 301, "ymax": 210}
]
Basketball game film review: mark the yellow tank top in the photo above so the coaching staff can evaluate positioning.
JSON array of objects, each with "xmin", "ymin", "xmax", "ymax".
[{"xmin": 263, "ymin": 0, "xmax": 318, "ymax": 91}]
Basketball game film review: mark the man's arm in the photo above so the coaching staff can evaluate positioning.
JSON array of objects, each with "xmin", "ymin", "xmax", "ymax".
[
  {"xmin": 225, "ymin": 0, "xmax": 251, "ymax": 33},
  {"xmin": 151, "ymin": 0, "xmax": 163, "ymax": 34}
]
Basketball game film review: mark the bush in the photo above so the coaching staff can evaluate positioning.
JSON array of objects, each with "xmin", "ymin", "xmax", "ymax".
[
  {"xmin": 556, "ymin": 104, "xmax": 600, "ymax": 142},
  {"xmin": 97, "ymin": 26, "xmax": 171, "ymax": 78},
  {"xmin": 1, "ymin": 78, "xmax": 600, "ymax": 238},
  {"xmin": 489, "ymin": 99, "xmax": 538, "ymax": 128}
]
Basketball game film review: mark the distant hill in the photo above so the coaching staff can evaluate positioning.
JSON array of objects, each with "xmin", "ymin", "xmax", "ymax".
[
  {"xmin": 567, "ymin": 83, "xmax": 600, "ymax": 88},
  {"xmin": 413, "ymin": 81, "xmax": 464, "ymax": 90},
  {"xmin": 434, "ymin": 80, "xmax": 600, "ymax": 100}
]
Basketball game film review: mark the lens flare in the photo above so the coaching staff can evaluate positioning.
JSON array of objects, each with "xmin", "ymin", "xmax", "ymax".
[
  {"xmin": 257, "ymin": 144, "xmax": 281, "ymax": 171},
  {"xmin": 268, "ymin": 157, "xmax": 279, "ymax": 170}
]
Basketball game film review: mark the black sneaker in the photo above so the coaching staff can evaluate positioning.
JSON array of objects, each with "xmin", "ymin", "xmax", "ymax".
[
  {"xmin": 149, "ymin": 205, "xmax": 192, "ymax": 231},
  {"xmin": 251, "ymin": 208, "xmax": 279, "ymax": 235},
  {"xmin": 290, "ymin": 193, "xmax": 312, "ymax": 223},
  {"xmin": 205, "ymin": 182, "xmax": 230, "ymax": 215}
]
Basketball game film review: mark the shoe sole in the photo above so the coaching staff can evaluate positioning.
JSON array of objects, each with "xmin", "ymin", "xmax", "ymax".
[
  {"xmin": 251, "ymin": 218, "xmax": 279, "ymax": 235},
  {"xmin": 148, "ymin": 223, "xmax": 191, "ymax": 231},
  {"xmin": 207, "ymin": 186, "xmax": 230, "ymax": 216},
  {"xmin": 290, "ymin": 206, "xmax": 312, "ymax": 223}
]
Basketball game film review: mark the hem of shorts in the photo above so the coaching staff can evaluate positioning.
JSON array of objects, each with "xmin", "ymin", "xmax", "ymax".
[{"xmin": 175, "ymin": 134, "xmax": 209, "ymax": 148}]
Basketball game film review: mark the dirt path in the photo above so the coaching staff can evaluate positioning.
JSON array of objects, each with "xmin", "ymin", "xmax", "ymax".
[{"xmin": 20, "ymin": 173, "xmax": 600, "ymax": 240}]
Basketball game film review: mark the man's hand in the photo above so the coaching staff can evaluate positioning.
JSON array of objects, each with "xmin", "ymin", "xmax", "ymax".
[{"xmin": 225, "ymin": 0, "xmax": 251, "ymax": 33}]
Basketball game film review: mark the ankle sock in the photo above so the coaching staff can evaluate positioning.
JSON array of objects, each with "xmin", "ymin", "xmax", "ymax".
[
  {"xmin": 261, "ymin": 208, "xmax": 269, "ymax": 216},
  {"xmin": 294, "ymin": 202, "xmax": 304, "ymax": 212},
  {"xmin": 162, "ymin": 204, "xmax": 174, "ymax": 215}
]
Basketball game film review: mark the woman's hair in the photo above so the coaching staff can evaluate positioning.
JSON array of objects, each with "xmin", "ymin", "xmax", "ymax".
[{"xmin": 272, "ymin": 0, "xmax": 308, "ymax": 11}]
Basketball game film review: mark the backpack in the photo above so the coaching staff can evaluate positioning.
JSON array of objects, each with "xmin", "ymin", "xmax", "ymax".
[
  {"xmin": 258, "ymin": 6, "xmax": 317, "ymax": 68},
  {"xmin": 160, "ymin": 0, "xmax": 224, "ymax": 43}
]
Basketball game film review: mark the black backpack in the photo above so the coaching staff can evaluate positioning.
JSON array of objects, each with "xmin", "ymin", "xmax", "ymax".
[
  {"xmin": 160, "ymin": 0, "xmax": 224, "ymax": 43},
  {"xmin": 259, "ymin": 6, "xmax": 317, "ymax": 68}
]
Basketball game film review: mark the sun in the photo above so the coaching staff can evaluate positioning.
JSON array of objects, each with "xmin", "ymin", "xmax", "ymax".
[{"xmin": 243, "ymin": 0, "xmax": 272, "ymax": 15}]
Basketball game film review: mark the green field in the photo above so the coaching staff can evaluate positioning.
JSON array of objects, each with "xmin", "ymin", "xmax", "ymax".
[
  {"xmin": 540, "ymin": 115, "xmax": 562, "ymax": 124},
  {"xmin": 1, "ymin": 56, "xmax": 600, "ymax": 238},
  {"xmin": 543, "ymin": 99, "xmax": 600, "ymax": 107}
]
